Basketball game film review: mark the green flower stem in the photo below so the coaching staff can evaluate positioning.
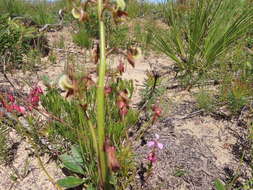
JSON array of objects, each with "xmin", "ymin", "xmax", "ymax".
[
  {"xmin": 96, "ymin": 0, "xmax": 108, "ymax": 188},
  {"xmin": 84, "ymin": 111, "xmax": 98, "ymax": 156}
]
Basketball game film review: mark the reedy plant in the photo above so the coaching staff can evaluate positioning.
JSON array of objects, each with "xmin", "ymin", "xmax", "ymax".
[
  {"xmin": 0, "ymin": 0, "xmax": 28, "ymax": 17},
  {"xmin": 152, "ymin": 0, "xmax": 253, "ymax": 87}
]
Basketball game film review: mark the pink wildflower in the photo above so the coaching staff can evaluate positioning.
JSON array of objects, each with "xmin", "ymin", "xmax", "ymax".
[
  {"xmin": 147, "ymin": 152, "xmax": 157, "ymax": 163},
  {"xmin": 147, "ymin": 134, "xmax": 164, "ymax": 150},
  {"xmin": 12, "ymin": 104, "xmax": 26, "ymax": 114},
  {"xmin": 28, "ymin": 86, "xmax": 43, "ymax": 108},
  {"xmin": 1, "ymin": 101, "xmax": 25, "ymax": 114},
  {"xmin": 152, "ymin": 105, "xmax": 162, "ymax": 124},
  {"xmin": 31, "ymin": 86, "xmax": 43, "ymax": 96},
  {"xmin": 8, "ymin": 94, "xmax": 15, "ymax": 103}
]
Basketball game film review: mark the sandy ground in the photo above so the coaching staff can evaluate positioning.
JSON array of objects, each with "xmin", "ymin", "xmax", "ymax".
[{"xmin": 0, "ymin": 27, "xmax": 252, "ymax": 190}]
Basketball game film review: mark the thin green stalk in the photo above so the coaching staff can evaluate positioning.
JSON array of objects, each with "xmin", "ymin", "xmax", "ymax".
[
  {"xmin": 84, "ymin": 112, "xmax": 98, "ymax": 156},
  {"xmin": 96, "ymin": 0, "xmax": 108, "ymax": 188}
]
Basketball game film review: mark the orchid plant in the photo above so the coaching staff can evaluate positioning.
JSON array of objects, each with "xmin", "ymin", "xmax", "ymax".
[
  {"xmin": 0, "ymin": 0, "xmax": 162, "ymax": 189},
  {"xmin": 41, "ymin": 0, "xmax": 142, "ymax": 189}
]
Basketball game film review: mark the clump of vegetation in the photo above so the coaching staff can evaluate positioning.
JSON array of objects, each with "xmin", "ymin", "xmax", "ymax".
[
  {"xmin": 0, "ymin": 14, "xmax": 49, "ymax": 71},
  {"xmin": 0, "ymin": 0, "xmax": 161, "ymax": 189},
  {"xmin": 195, "ymin": 89, "xmax": 216, "ymax": 112},
  {"xmin": 72, "ymin": 29, "xmax": 91, "ymax": 48},
  {"xmin": 0, "ymin": 0, "xmax": 28, "ymax": 17},
  {"xmin": 30, "ymin": 1, "xmax": 57, "ymax": 25},
  {"xmin": 152, "ymin": 0, "xmax": 253, "ymax": 87},
  {"xmin": 0, "ymin": 14, "xmax": 29, "ymax": 70},
  {"xmin": 1, "ymin": 0, "xmax": 253, "ymax": 189},
  {"xmin": 0, "ymin": 124, "xmax": 8, "ymax": 164}
]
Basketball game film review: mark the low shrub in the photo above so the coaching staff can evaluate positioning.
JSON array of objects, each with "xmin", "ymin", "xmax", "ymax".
[{"xmin": 0, "ymin": 14, "xmax": 49, "ymax": 71}]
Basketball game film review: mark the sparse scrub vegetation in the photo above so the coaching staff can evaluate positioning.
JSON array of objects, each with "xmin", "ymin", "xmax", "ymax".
[
  {"xmin": 0, "ymin": 14, "xmax": 45, "ymax": 71},
  {"xmin": 1, "ymin": 0, "xmax": 253, "ymax": 189}
]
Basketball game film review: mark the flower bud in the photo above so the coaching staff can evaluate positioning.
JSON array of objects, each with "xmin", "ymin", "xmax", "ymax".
[
  {"xmin": 152, "ymin": 105, "xmax": 162, "ymax": 117},
  {"xmin": 127, "ymin": 47, "xmax": 142, "ymax": 68},
  {"xmin": 104, "ymin": 86, "xmax": 112, "ymax": 95},
  {"xmin": 147, "ymin": 152, "xmax": 157, "ymax": 163},
  {"xmin": 104, "ymin": 139, "xmax": 120, "ymax": 172},
  {"xmin": 117, "ymin": 62, "xmax": 125, "ymax": 74}
]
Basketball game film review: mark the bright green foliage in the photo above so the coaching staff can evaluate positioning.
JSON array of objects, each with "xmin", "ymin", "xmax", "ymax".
[
  {"xmin": 214, "ymin": 179, "xmax": 226, "ymax": 190},
  {"xmin": 0, "ymin": 0, "xmax": 67, "ymax": 26},
  {"xmin": 41, "ymin": 74, "xmax": 138, "ymax": 188},
  {"xmin": 59, "ymin": 145, "xmax": 86, "ymax": 175},
  {"xmin": 152, "ymin": 0, "xmax": 253, "ymax": 86},
  {"xmin": 218, "ymin": 45, "xmax": 253, "ymax": 114},
  {"xmin": 0, "ymin": 14, "xmax": 49, "ymax": 71},
  {"xmin": 57, "ymin": 176, "xmax": 86, "ymax": 188},
  {"xmin": 0, "ymin": 0, "xmax": 28, "ymax": 17},
  {"xmin": 126, "ymin": 0, "xmax": 160, "ymax": 19},
  {"xmin": 31, "ymin": 2, "xmax": 57, "ymax": 25},
  {"xmin": 0, "ymin": 15, "xmax": 32, "ymax": 70},
  {"xmin": 83, "ymin": 11, "xmax": 99, "ymax": 38}
]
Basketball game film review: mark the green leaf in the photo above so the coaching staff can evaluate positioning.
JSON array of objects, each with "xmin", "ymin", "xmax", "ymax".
[
  {"xmin": 116, "ymin": 0, "xmax": 126, "ymax": 10},
  {"xmin": 70, "ymin": 145, "xmax": 83, "ymax": 163},
  {"xmin": 60, "ymin": 153, "xmax": 85, "ymax": 175},
  {"xmin": 214, "ymin": 179, "xmax": 226, "ymax": 190},
  {"xmin": 87, "ymin": 185, "xmax": 95, "ymax": 190},
  {"xmin": 57, "ymin": 176, "xmax": 85, "ymax": 188}
]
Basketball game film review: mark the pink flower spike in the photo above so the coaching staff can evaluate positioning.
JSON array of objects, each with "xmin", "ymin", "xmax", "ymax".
[
  {"xmin": 36, "ymin": 86, "xmax": 43, "ymax": 94},
  {"xmin": 157, "ymin": 142, "xmax": 164, "ymax": 150},
  {"xmin": 147, "ymin": 141, "xmax": 155, "ymax": 147},
  {"xmin": 8, "ymin": 94, "xmax": 15, "ymax": 103},
  {"xmin": 31, "ymin": 95, "xmax": 40, "ymax": 106},
  {"xmin": 155, "ymin": 134, "xmax": 160, "ymax": 139},
  {"xmin": 12, "ymin": 104, "xmax": 26, "ymax": 114}
]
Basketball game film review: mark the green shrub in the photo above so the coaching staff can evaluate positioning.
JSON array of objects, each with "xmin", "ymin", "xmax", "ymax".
[
  {"xmin": 83, "ymin": 10, "xmax": 99, "ymax": 38},
  {"xmin": 0, "ymin": 14, "xmax": 49, "ymax": 71},
  {"xmin": 31, "ymin": 2, "xmax": 57, "ymax": 25},
  {"xmin": 107, "ymin": 24, "xmax": 129, "ymax": 49},
  {"xmin": 0, "ymin": 0, "xmax": 28, "ymax": 17},
  {"xmin": 73, "ymin": 29, "xmax": 91, "ymax": 48},
  {"xmin": 0, "ymin": 14, "xmax": 29, "ymax": 70}
]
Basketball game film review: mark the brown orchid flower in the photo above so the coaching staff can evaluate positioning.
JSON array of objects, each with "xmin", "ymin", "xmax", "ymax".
[{"xmin": 104, "ymin": 138, "xmax": 120, "ymax": 172}]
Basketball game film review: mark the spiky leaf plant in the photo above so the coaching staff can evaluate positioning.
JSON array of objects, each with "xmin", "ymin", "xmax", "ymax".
[{"xmin": 152, "ymin": 0, "xmax": 253, "ymax": 86}]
